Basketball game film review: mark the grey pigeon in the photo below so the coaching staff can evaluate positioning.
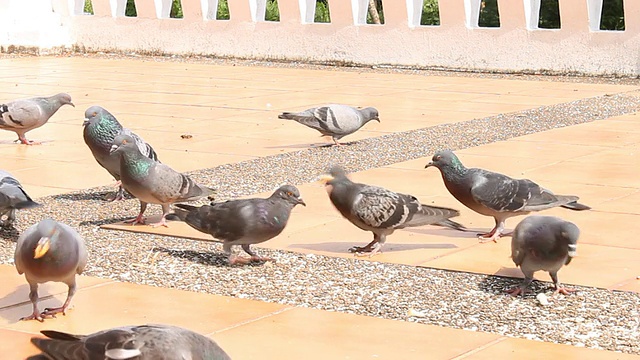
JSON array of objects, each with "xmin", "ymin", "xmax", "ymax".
[
  {"xmin": 0, "ymin": 93, "xmax": 74, "ymax": 145},
  {"xmin": 508, "ymin": 215, "xmax": 579, "ymax": 296},
  {"xmin": 83, "ymin": 106, "xmax": 159, "ymax": 201},
  {"xmin": 14, "ymin": 219, "xmax": 87, "ymax": 322},
  {"xmin": 425, "ymin": 150, "xmax": 590, "ymax": 243},
  {"xmin": 173, "ymin": 185, "xmax": 305, "ymax": 265},
  {"xmin": 0, "ymin": 170, "xmax": 40, "ymax": 227},
  {"xmin": 28, "ymin": 324, "xmax": 231, "ymax": 360},
  {"xmin": 110, "ymin": 134, "xmax": 215, "ymax": 228},
  {"xmin": 321, "ymin": 166, "xmax": 466, "ymax": 256},
  {"xmin": 278, "ymin": 104, "xmax": 379, "ymax": 146}
]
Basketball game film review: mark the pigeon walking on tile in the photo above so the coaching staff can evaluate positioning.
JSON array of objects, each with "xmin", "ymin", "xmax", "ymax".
[
  {"xmin": 83, "ymin": 106, "xmax": 159, "ymax": 201},
  {"xmin": 425, "ymin": 150, "xmax": 590, "ymax": 243},
  {"xmin": 14, "ymin": 219, "xmax": 87, "ymax": 322},
  {"xmin": 173, "ymin": 185, "xmax": 305, "ymax": 265},
  {"xmin": 29, "ymin": 324, "xmax": 231, "ymax": 360},
  {"xmin": 508, "ymin": 215, "xmax": 580, "ymax": 296},
  {"xmin": 0, "ymin": 93, "xmax": 74, "ymax": 145},
  {"xmin": 278, "ymin": 104, "xmax": 379, "ymax": 146},
  {"xmin": 321, "ymin": 166, "xmax": 466, "ymax": 256},
  {"xmin": 0, "ymin": 170, "xmax": 41, "ymax": 227},
  {"xmin": 110, "ymin": 134, "xmax": 215, "ymax": 228}
]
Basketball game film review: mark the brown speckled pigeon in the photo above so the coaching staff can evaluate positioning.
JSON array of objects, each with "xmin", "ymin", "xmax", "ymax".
[
  {"xmin": 29, "ymin": 324, "xmax": 231, "ymax": 360},
  {"xmin": 278, "ymin": 104, "xmax": 379, "ymax": 146},
  {"xmin": 508, "ymin": 215, "xmax": 580, "ymax": 296},
  {"xmin": 425, "ymin": 150, "xmax": 590, "ymax": 243},
  {"xmin": 173, "ymin": 185, "xmax": 305, "ymax": 265},
  {"xmin": 83, "ymin": 106, "xmax": 159, "ymax": 201},
  {"xmin": 14, "ymin": 219, "xmax": 87, "ymax": 322},
  {"xmin": 0, "ymin": 170, "xmax": 40, "ymax": 227},
  {"xmin": 321, "ymin": 166, "xmax": 466, "ymax": 256},
  {"xmin": 110, "ymin": 134, "xmax": 215, "ymax": 228},
  {"xmin": 0, "ymin": 93, "xmax": 74, "ymax": 145}
]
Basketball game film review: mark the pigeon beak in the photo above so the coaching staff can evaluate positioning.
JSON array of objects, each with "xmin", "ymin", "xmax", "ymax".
[
  {"xmin": 297, "ymin": 197, "xmax": 306, "ymax": 207},
  {"xmin": 109, "ymin": 144, "xmax": 118, "ymax": 154},
  {"xmin": 83, "ymin": 118, "xmax": 89, "ymax": 126},
  {"xmin": 319, "ymin": 174, "xmax": 334, "ymax": 184},
  {"xmin": 374, "ymin": 116, "xmax": 380, "ymax": 122},
  {"xmin": 424, "ymin": 162, "xmax": 435, "ymax": 169},
  {"xmin": 69, "ymin": 102, "xmax": 75, "ymax": 108},
  {"xmin": 33, "ymin": 237, "xmax": 51, "ymax": 259}
]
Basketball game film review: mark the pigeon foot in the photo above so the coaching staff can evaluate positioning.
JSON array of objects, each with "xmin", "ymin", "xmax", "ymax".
[
  {"xmin": 349, "ymin": 243, "xmax": 382, "ymax": 257},
  {"xmin": 250, "ymin": 255, "xmax": 274, "ymax": 262},
  {"xmin": 16, "ymin": 138, "xmax": 41, "ymax": 145},
  {"xmin": 478, "ymin": 233, "xmax": 501, "ymax": 243},
  {"xmin": 554, "ymin": 286, "xmax": 575, "ymax": 296},
  {"xmin": 19, "ymin": 310, "xmax": 46, "ymax": 322},
  {"xmin": 505, "ymin": 287, "xmax": 526, "ymax": 297},
  {"xmin": 41, "ymin": 306, "xmax": 67, "ymax": 318},
  {"xmin": 124, "ymin": 215, "xmax": 146, "ymax": 226},
  {"xmin": 148, "ymin": 218, "xmax": 169, "ymax": 228},
  {"xmin": 228, "ymin": 256, "xmax": 251, "ymax": 266}
]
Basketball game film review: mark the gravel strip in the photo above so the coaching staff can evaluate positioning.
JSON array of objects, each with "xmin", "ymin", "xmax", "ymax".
[{"xmin": 1, "ymin": 76, "xmax": 639, "ymax": 354}]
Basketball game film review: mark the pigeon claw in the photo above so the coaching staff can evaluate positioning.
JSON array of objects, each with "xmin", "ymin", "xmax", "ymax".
[
  {"xmin": 348, "ymin": 244, "xmax": 382, "ymax": 257},
  {"xmin": 249, "ymin": 255, "xmax": 274, "ymax": 263},
  {"xmin": 505, "ymin": 287, "xmax": 525, "ymax": 297},
  {"xmin": 554, "ymin": 286, "xmax": 575, "ymax": 296},
  {"xmin": 19, "ymin": 311, "xmax": 45, "ymax": 322},
  {"xmin": 124, "ymin": 216, "xmax": 146, "ymax": 226},
  {"xmin": 41, "ymin": 306, "xmax": 66, "ymax": 317}
]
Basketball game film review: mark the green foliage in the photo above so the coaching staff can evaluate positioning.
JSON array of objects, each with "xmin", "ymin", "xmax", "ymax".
[
  {"xmin": 83, "ymin": 0, "xmax": 93, "ymax": 15},
  {"xmin": 478, "ymin": 0, "xmax": 500, "ymax": 27},
  {"xmin": 366, "ymin": 0, "xmax": 384, "ymax": 24},
  {"xmin": 314, "ymin": 0, "xmax": 330, "ymax": 23},
  {"xmin": 170, "ymin": 0, "xmax": 183, "ymax": 18},
  {"xmin": 538, "ymin": 0, "xmax": 560, "ymax": 29},
  {"xmin": 125, "ymin": 0, "xmax": 137, "ymax": 17},
  {"xmin": 600, "ymin": 0, "xmax": 625, "ymax": 30},
  {"xmin": 217, "ymin": 0, "xmax": 230, "ymax": 20},
  {"xmin": 265, "ymin": 0, "xmax": 280, "ymax": 22},
  {"xmin": 420, "ymin": 0, "xmax": 440, "ymax": 26}
]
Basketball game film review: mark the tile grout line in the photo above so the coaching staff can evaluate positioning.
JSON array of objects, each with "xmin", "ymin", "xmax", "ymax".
[
  {"xmin": 448, "ymin": 336, "xmax": 508, "ymax": 360},
  {"xmin": 205, "ymin": 306, "xmax": 295, "ymax": 336}
]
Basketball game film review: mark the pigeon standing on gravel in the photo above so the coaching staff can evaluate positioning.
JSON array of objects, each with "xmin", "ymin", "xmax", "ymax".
[
  {"xmin": 425, "ymin": 150, "xmax": 590, "ymax": 243},
  {"xmin": 0, "ymin": 170, "xmax": 41, "ymax": 227},
  {"xmin": 173, "ymin": 185, "xmax": 306, "ymax": 265},
  {"xmin": 0, "ymin": 93, "xmax": 74, "ymax": 145},
  {"xmin": 278, "ymin": 104, "xmax": 379, "ymax": 146},
  {"xmin": 508, "ymin": 215, "xmax": 580, "ymax": 296},
  {"xmin": 29, "ymin": 324, "xmax": 231, "ymax": 360},
  {"xmin": 110, "ymin": 134, "xmax": 215, "ymax": 228},
  {"xmin": 83, "ymin": 106, "xmax": 160, "ymax": 201},
  {"xmin": 14, "ymin": 219, "xmax": 87, "ymax": 322},
  {"xmin": 321, "ymin": 166, "xmax": 466, "ymax": 256}
]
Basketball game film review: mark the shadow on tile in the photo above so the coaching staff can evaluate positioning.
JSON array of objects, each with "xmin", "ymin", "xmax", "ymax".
[
  {"xmin": 0, "ymin": 226, "xmax": 20, "ymax": 242},
  {"xmin": 403, "ymin": 227, "xmax": 488, "ymax": 239},
  {"xmin": 153, "ymin": 247, "xmax": 270, "ymax": 268},
  {"xmin": 51, "ymin": 190, "xmax": 126, "ymax": 202},
  {"xmin": 289, "ymin": 241, "xmax": 458, "ymax": 254}
]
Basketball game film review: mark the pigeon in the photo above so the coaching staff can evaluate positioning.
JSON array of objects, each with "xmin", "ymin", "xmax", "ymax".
[
  {"xmin": 425, "ymin": 150, "xmax": 590, "ymax": 243},
  {"xmin": 83, "ymin": 106, "xmax": 159, "ymax": 201},
  {"xmin": 507, "ymin": 215, "xmax": 580, "ymax": 296},
  {"xmin": 14, "ymin": 219, "xmax": 87, "ymax": 322},
  {"xmin": 110, "ymin": 134, "xmax": 215, "ymax": 228},
  {"xmin": 278, "ymin": 104, "xmax": 379, "ymax": 146},
  {"xmin": 173, "ymin": 185, "xmax": 305, "ymax": 265},
  {"xmin": 0, "ymin": 93, "xmax": 74, "ymax": 145},
  {"xmin": 321, "ymin": 166, "xmax": 466, "ymax": 256},
  {"xmin": 28, "ymin": 324, "xmax": 231, "ymax": 360},
  {"xmin": 0, "ymin": 170, "xmax": 41, "ymax": 227}
]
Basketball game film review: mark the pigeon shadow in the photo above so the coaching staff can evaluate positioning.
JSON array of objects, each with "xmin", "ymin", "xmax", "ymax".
[
  {"xmin": 0, "ymin": 284, "xmax": 63, "ymax": 323},
  {"xmin": 153, "ymin": 247, "xmax": 269, "ymax": 268},
  {"xmin": 403, "ymin": 227, "xmax": 484, "ymax": 239},
  {"xmin": 264, "ymin": 141, "xmax": 357, "ymax": 150},
  {"xmin": 79, "ymin": 216, "xmax": 132, "ymax": 227},
  {"xmin": 475, "ymin": 266, "xmax": 553, "ymax": 298},
  {"xmin": 0, "ymin": 226, "xmax": 21, "ymax": 242},
  {"xmin": 52, "ymin": 191, "xmax": 134, "ymax": 202},
  {"xmin": 289, "ymin": 241, "xmax": 457, "ymax": 254}
]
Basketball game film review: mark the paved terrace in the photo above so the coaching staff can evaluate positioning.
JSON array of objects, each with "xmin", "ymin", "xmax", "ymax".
[{"xmin": 0, "ymin": 55, "xmax": 638, "ymax": 358}]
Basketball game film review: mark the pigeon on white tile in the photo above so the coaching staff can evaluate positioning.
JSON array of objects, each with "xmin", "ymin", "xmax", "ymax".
[
  {"xmin": 0, "ymin": 93, "xmax": 74, "ymax": 145},
  {"xmin": 110, "ymin": 134, "xmax": 215, "ymax": 228},
  {"xmin": 278, "ymin": 104, "xmax": 379, "ymax": 146},
  {"xmin": 508, "ymin": 215, "xmax": 580, "ymax": 296},
  {"xmin": 29, "ymin": 324, "xmax": 231, "ymax": 360},
  {"xmin": 321, "ymin": 166, "xmax": 466, "ymax": 256},
  {"xmin": 0, "ymin": 170, "xmax": 40, "ymax": 227},
  {"xmin": 173, "ymin": 185, "xmax": 305, "ymax": 265},
  {"xmin": 83, "ymin": 106, "xmax": 159, "ymax": 201},
  {"xmin": 14, "ymin": 219, "xmax": 87, "ymax": 322},
  {"xmin": 425, "ymin": 150, "xmax": 590, "ymax": 243}
]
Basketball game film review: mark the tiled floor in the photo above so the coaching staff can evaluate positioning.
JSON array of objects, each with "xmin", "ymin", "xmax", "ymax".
[{"xmin": 1, "ymin": 56, "xmax": 639, "ymax": 359}]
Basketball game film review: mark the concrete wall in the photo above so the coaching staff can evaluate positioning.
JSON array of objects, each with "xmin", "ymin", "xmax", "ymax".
[{"xmin": 2, "ymin": 0, "xmax": 639, "ymax": 75}]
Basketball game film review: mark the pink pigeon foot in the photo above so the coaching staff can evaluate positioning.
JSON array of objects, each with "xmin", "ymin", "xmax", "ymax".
[{"xmin": 124, "ymin": 214, "xmax": 146, "ymax": 226}]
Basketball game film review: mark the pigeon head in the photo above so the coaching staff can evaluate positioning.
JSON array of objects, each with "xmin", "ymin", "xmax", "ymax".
[
  {"xmin": 110, "ymin": 134, "xmax": 138, "ymax": 155},
  {"xmin": 560, "ymin": 221, "xmax": 580, "ymax": 264},
  {"xmin": 319, "ymin": 165, "xmax": 350, "ymax": 185},
  {"xmin": 425, "ymin": 150, "xmax": 466, "ymax": 172},
  {"xmin": 360, "ymin": 107, "xmax": 380, "ymax": 123},
  {"xmin": 33, "ymin": 219, "xmax": 60, "ymax": 259},
  {"xmin": 83, "ymin": 106, "xmax": 112, "ymax": 127},
  {"xmin": 54, "ymin": 93, "xmax": 74, "ymax": 108},
  {"xmin": 274, "ymin": 185, "xmax": 306, "ymax": 207}
]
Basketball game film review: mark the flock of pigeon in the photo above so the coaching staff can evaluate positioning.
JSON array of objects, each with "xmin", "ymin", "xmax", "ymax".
[{"xmin": 0, "ymin": 93, "xmax": 591, "ymax": 359}]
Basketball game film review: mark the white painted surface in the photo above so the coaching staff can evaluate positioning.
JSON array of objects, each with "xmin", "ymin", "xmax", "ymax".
[{"xmin": 0, "ymin": 0, "xmax": 639, "ymax": 75}]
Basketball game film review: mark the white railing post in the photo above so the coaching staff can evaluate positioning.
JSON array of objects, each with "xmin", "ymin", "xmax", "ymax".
[
  {"xmin": 300, "ymin": 0, "xmax": 315, "ymax": 23},
  {"xmin": 524, "ymin": 0, "xmax": 540, "ymax": 29},
  {"xmin": 353, "ymin": 0, "xmax": 368, "ymax": 25},
  {"xmin": 406, "ymin": 0, "xmax": 422, "ymax": 27},
  {"xmin": 153, "ymin": 0, "xmax": 172, "ymax": 18},
  {"xmin": 464, "ymin": 0, "xmax": 480, "ymax": 28},
  {"xmin": 587, "ymin": 0, "xmax": 603, "ymax": 31}
]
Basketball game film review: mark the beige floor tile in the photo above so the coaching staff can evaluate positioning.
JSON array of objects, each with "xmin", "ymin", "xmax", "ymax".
[
  {"xmin": 597, "ymin": 190, "xmax": 640, "ymax": 215},
  {"xmin": 212, "ymin": 307, "xmax": 501, "ymax": 360},
  {"xmin": 513, "ymin": 125, "xmax": 640, "ymax": 147},
  {"xmin": 0, "ymin": 329, "xmax": 41, "ymax": 358}
]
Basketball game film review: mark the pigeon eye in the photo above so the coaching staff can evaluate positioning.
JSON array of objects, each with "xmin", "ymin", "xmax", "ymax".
[
  {"xmin": 435, "ymin": 155, "xmax": 441, "ymax": 161},
  {"xmin": 92, "ymin": 112, "xmax": 97, "ymax": 117},
  {"xmin": 286, "ymin": 191, "xmax": 293, "ymax": 196}
]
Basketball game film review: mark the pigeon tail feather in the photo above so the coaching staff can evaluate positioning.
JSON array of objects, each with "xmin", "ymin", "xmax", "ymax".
[
  {"xmin": 561, "ymin": 200, "xmax": 591, "ymax": 211},
  {"xmin": 14, "ymin": 199, "xmax": 41, "ymax": 210},
  {"xmin": 401, "ymin": 206, "xmax": 460, "ymax": 228},
  {"xmin": 434, "ymin": 219, "xmax": 467, "ymax": 231}
]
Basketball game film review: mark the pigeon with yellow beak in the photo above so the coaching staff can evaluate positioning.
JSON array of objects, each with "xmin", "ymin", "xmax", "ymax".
[{"xmin": 14, "ymin": 219, "xmax": 87, "ymax": 322}]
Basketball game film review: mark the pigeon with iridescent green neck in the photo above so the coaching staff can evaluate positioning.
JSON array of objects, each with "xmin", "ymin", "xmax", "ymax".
[
  {"xmin": 425, "ymin": 150, "xmax": 590, "ymax": 243},
  {"xmin": 0, "ymin": 93, "xmax": 74, "ymax": 145},
  {"xmin": 110, "ymin": 134, "xmax": 215, "ymax": 228},
  {"xmin": 83, "ymin": 106, "xmax": 159, "ymax": 201},
  {"xmin": 30, "ymin": 324, "xmax": 231, "ymax": 360}
]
